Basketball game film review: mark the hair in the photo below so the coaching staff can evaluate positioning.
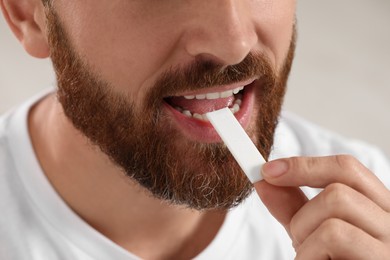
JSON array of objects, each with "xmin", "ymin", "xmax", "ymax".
[{"xmin": 41, "ymin": 0, "xmax": 51, "ymax": 7}]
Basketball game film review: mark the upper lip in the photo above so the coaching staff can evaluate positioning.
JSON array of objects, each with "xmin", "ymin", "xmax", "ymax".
[{"xmin": 169, "ymin": 77, "xmax": 259, "ymax": 97}]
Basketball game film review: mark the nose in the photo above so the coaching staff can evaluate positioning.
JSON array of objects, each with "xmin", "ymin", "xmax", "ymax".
[{"xmin": 183, "ymin": 0, "xmax": 258, "ymax": 66}]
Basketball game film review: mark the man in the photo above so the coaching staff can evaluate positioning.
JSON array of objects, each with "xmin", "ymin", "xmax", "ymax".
[{"xmin": 1, "ymin": 0, "xmax": 389, "ymax": 259}]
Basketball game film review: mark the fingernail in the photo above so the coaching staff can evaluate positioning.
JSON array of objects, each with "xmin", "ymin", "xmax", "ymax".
[{"xmin": 262, "ymin": 159, "xmax": 288, "ymax": 177}]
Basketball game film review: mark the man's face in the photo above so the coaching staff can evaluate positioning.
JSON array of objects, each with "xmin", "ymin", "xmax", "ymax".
[{"xmin": 44, "ymin": 0, "xmax": 296, "ymax": 210}]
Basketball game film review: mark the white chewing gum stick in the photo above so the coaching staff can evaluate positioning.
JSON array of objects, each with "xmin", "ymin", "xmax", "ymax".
[{"xmin": 206, "ymin": 108, "xmax": 265, "ymax": 183}]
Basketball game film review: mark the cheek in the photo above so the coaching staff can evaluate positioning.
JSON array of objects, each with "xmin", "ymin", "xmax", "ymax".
[
  {"xmin": 55, "ymin": 1, "xmax": 181, "ymax": 101},
  {"xmin": 252, "ymin": 1, "xmax": 296, "ymax": 68}
]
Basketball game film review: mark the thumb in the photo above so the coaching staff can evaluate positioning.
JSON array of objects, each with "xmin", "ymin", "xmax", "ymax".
[{"xmin": 253, "ymin": 180, "xmax": 308, "ymax": 233}]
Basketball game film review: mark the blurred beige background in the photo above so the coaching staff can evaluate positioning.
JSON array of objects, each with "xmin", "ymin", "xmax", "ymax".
[{"xmin": 1, "ymin": 1, "xmax": 389, "ymax": 155}]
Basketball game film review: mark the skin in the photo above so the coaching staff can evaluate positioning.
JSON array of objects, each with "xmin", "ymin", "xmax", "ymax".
[
  {"xmin": 1, "ymin": 0, "xmax": 390, "ymax": 259},
  {"xmin": 259, "ymin": 156, "xmax": 390, "ymax": 258}
]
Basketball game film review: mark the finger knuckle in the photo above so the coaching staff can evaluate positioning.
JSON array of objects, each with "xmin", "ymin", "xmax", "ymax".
[
  {"xmin": 318, "ymin": 218, "xmax": 349, "ymax": 245},
  {"xmin": 289, "ymin": 156, "xmax": 301, "ymax": 169},
  {"xmin": 334, "ymin": 155, "xmax": 369, "ymax": 183},
  {"xmin": 334, "ymin": 154, "xmax": 360, "ymax": 171},
  {"xmin": 290, "ymin": 156, "xmax": 320, "ymax": 175},
  {"xmin": 322, "ymin": 183, "xmax": 351, "ymax": 210},
  {"xmin": 305, "ymin": 156, "xmax": 321, "ymax": 171}
]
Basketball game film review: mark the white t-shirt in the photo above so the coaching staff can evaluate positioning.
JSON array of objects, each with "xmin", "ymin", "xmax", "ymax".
[{"xmin": 1, "ymin": 90, "xmax": 389, "ymax": 260}]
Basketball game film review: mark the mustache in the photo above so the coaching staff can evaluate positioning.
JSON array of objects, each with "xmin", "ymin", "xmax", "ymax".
[{"xmin": 146, "ymin": 52, "xmax": 276, "ymax": 107}]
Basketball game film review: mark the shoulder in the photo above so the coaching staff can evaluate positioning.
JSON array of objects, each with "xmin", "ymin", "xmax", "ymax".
[{"xmin": 0, "ymin": 111, "xmax": 14, "ymax": 172}]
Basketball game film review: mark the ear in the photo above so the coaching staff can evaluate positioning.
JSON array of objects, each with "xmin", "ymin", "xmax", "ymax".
[{"xmin": 1, "ymin": 0, "xmax": 49, "ymax": 58}]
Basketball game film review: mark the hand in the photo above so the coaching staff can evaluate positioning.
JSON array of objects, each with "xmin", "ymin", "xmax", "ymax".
[{"xmin": 254, "ymin": 155, "xmax": 390, "ymax": 259}]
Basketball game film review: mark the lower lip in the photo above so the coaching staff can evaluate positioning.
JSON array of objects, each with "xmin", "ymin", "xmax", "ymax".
[{"xmin": 162, "ymin": 82, "xmax": 255, "ymax": 143}]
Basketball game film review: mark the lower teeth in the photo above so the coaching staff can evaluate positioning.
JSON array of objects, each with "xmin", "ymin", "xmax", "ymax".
[{"xmin": 174, "ymin": 96, "xmax": 242, "ymax": 122}]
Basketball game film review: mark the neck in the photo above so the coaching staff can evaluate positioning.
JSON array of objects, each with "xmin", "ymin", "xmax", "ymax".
[{"xmin": 28, "ymin": 94, "xmax": 226, "ymax": 259}]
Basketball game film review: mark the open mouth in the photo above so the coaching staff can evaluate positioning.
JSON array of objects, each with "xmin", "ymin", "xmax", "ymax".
[
  {"xmin": 163, "ymin": 77, "xmax": 257, "ymax": 121},
  {"xmin": 161, "ymin": 78, "xmax": 257, "ymax": 142},
  {"xmin": 164, "ymin": 86, "xmax": 245, "ymax": 121}
]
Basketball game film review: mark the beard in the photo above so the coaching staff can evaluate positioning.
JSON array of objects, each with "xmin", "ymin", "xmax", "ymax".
[{"xmin": 45, "ymin": 7, "xmax": 296, "ymax": 210}]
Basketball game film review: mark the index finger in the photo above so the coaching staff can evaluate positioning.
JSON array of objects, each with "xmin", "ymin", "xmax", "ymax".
[{"xmin": 261, "ymin": 155, "xmax": 390, "ymax": 211}]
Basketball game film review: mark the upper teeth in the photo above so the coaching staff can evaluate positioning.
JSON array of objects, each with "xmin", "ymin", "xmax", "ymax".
[
  {"xmin": 174, "ymin": 94, "xmax": 243, "ymax": 121},
  {"xmin": 184, "ymin": 86, "xmax": 244, "ymax": 100}
]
